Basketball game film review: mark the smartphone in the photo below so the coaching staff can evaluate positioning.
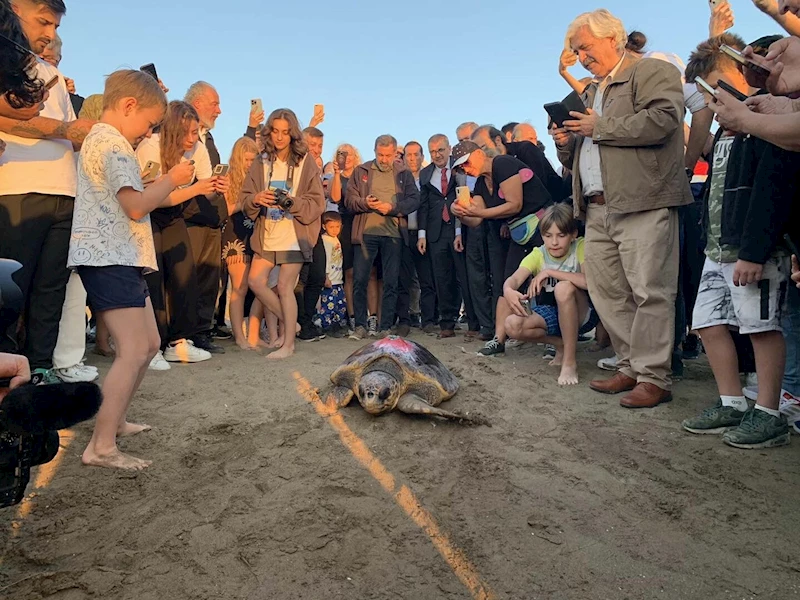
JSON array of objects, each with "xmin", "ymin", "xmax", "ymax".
[
  {"xmin": 716, "ymin": 79, "xmax": 748, "ymax": 102},
  {"xmin": 140, "ymin": 63, "xmax": 159, "ymax": 81},
  {"xmin": 44, "ymin": 74, "xmax": 59, "ymax": 90},
  {"xmin": 544, "ymin": 102, "xmax": 573, "ymax": 128},
  {"xmin": 695, "ymin": 76, "xmax": 717, "ymax": 97},
  {"xmin": 720, "ymin": 44, "xmax": 772, "ymax": 78},
  {"xmin": 213, "ymin": 164, "xmax": 230, "ymax": 177},
  {"xmin": 314, "ymin": 103, "xmax": 324, "ymax": 115},
  {"xmin": 336, "ymin": 150, "xmax": 347, "ymax": 170},
  {"xmin": 785, "ymin": 234, "xmax": 800, "ymax": 259},
  {"xmin": 141, "ymin": 160, "xmax": 159, "ymax": 183},
  {"xmin": 251, "ymin": 98, "xmax": 263, "ymax": 113},
  {"xmin": 709, "ymin": 0, "xmax": 723, "ymax": 7}
]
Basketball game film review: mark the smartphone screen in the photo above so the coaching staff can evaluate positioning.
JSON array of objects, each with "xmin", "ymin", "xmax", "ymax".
[{"xmin": 140, "ymin": 63, "xmax": 159, "ymax": 81}]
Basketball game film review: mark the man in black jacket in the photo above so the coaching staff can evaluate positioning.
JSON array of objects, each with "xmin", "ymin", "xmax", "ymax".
[
  {"xmin": 681, "ymin": 36, "xmax": 800, "ymax": 449},
  {"xmin": 418, "ymin": 134, "xmax": 489, "ymax": 339},
  {"xmin": 184, "ymin": 81, "xmax": 228, "ymax": 353}
]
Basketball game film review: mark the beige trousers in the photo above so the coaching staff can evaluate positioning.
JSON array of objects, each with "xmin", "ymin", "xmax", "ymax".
[{"xmin": 584, "ymin": 205, "xmax": 679, "ymax": 390}]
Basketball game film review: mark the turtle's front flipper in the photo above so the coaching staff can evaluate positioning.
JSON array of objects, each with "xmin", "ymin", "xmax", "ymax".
[
  {"xmin": 397, "ymin": 394, "xmax": 490, "ymax": 426},
  {"xmin": 327, "ymin": 386, "xmax": 355, "ymax": 408}
]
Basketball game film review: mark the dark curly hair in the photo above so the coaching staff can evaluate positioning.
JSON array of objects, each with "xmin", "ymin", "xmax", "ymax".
[
  {"xmin": 0, "ymin": 0, "xmax": 46, "ymax": 109},
  {"xmin": 260, "ymin": 108, "xmax": 308, "ymax": 167}
]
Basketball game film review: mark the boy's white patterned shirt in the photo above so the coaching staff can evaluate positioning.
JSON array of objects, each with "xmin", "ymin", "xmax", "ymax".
[{"xmin": 68, "ymin": 123, "xmax": 158, "ymax": 272}]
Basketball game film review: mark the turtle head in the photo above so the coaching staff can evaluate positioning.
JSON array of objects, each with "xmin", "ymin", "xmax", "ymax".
[{"xmin": 357, "ymin": 371, "xmax": 400, "ymax": 415}]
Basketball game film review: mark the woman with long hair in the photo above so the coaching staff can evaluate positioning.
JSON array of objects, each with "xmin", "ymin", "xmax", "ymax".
[
  {"xmin": 221, "ymin": 136, "xmax": 261, "ymax": 349},
  {"xmin": 135, "ymin": 100, "xmax": 223, "ymax": 368},
  {"xmin": 329, "ymin": 143, "xmax": 363, "ymax": 328},
  {"xmin": 242, "ymin": 108, "xmax": 325, "ymax": 360}
]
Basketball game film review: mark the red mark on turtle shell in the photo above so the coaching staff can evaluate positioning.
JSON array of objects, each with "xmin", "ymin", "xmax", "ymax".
[{"xmin": 375, "ymin": 336, "xmax": 414, "ymax": 352}]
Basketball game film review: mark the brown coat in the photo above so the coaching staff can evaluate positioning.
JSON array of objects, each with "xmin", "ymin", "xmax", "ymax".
[
  {"xmin": 557, "ymin": 53, "xmax": 693, "ymax": 218},
  {"xmin": 241, "ymin": 154, "xmax": 325, "ymax": 261}
]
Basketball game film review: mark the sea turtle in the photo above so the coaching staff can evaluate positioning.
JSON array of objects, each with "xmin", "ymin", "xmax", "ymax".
[{"xmin": 328, "ymin": 336, "xmax": 487, "ymax": 424}]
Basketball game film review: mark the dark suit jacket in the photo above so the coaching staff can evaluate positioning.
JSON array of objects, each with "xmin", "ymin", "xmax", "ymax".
[{"xmin": 418, "ymin": 161, "xmax": 459, "ymax": 244}]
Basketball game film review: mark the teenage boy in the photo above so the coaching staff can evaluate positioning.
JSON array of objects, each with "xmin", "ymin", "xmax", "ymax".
[{"xmin": 681, "ymin": 35, "xmax": 800, "ymax": 448}]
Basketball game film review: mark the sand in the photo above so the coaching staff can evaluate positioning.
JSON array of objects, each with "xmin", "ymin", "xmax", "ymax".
[{"xmin": 1, "ymin": 332, "xmax": 799, "ymax": 600}]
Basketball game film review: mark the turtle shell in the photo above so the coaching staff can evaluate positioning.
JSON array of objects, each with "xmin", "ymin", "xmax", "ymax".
[{"xmin": 330, "ymin": 336, "xmax": 459, "ymax": 403}]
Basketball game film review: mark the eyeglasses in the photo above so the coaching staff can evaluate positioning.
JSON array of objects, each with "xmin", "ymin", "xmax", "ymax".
[{"xmin": 430, "ymin": 149, "xmax": 448, "ymax": 155}]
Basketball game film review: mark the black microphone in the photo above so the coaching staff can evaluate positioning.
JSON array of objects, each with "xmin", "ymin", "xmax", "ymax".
[{"xmin": 0, "ymin": 382, "xmax": 102, "ymax": 434}]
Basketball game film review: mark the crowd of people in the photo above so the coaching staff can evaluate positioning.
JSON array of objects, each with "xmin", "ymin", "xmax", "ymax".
[{"xmin": 1, "ymin": 0, "xmax": 800, "ymax": 471}]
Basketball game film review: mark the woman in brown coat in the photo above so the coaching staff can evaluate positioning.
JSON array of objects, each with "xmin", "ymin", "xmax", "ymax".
[{"xmin": 241, "ymin": 108, "xmax": 325, "ymax": 359}]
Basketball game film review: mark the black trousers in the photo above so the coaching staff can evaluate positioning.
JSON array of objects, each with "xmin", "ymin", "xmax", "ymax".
[
  {"xmin": 186, "ymin": 223, "xmax": 222, "ymax": 334},
  {"xmin": 464, "ymin": 223, "xmax": 493, "ymax": 334},
  {"xmin": 429, "ymin": 226, "xmax": 472, "ymax": 331},
  {"xmin": 354, "ymin": 235, "xmax": 402, "ymax": 330},
  {"xmin": 296, "ymin": 234, "xmax": 326, "ymax": 332},
  {"xmin": 397, "ymin": 230, "xmax": 437, "ymax": 327},
  {"xmin": 145, "ymin": 218, "xmax": 202, "ymax": 348},
  {"xmin": 0, "ymin": 193, "xmax": 73, "ymax": 370}
]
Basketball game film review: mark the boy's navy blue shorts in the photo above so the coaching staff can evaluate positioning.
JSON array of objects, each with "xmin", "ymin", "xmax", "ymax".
[
  {"xmin": 77, "ymin": 266, "xmax": 150, "ymax": 313},
  {"xmin": 532, "ymin": 304, "xmax": 599, "ymax": 338}
]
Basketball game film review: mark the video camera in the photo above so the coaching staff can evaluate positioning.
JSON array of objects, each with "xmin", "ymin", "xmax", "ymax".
[{"xmin": 0, "ymin": 259, "xmax": 101, "ymax": 508}]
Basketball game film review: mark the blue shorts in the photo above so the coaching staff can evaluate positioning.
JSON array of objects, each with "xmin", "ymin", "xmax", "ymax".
[
  {"xmin": 77, "ymin": 266, "xmax": 150, "ymax": 313},
  {"xmin": 532, "ymin": 304, "xmax": 599, "ymax": 338}
]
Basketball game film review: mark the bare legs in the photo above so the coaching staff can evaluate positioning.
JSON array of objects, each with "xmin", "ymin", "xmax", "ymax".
[
  {"xmin": 247, "ymin": 256, "xmax": 302, "ymax": 360},
  {"xmin": 82, "ymin": 299, "xmax": 160, "ymax": 471},
  {"xmin": 227, "ymin": 260, "xmax": 252, "ymax": 349}
]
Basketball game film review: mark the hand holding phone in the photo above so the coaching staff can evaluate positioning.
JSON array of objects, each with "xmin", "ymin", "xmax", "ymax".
[
  {"xmin": 140, "ymin": 63, "xmax": 159, "ymax": 81},
  {"xmin": 336, "ymin": 150, "xmax": 347, "ymax": 171},
  {"xmin": 250, "ymin": 99, "xmax": 263, "ymax": 113},
  {"xmin": 141, "ymin": 160, "xmax": 160, "ymax": 184},
  {"xmin": 213, "ymin": 164, "xmax": 230, "ymax": 177}
]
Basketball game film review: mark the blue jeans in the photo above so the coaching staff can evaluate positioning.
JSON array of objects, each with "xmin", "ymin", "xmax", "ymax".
[
  {"xmin": 353, "ymin": 234, "xmax": 402, "ymax": 330},
  {"xmin": 783, "ymin": 283, "xmax": 800, "ymax": 395}
]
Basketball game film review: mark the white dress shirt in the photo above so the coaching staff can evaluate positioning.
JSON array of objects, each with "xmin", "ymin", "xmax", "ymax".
[
  {"xmin": 579, "ymin": 56, "xmax": 625, "ymax": 197},
  {"xmin": 419, "ymin": 164, "xmax": 461, "ymax": 240}
]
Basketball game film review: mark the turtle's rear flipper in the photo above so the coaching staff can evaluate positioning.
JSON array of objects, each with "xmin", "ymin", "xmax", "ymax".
[
  {"xmin": 327, "ymin": 386, "xmax": 355, "ymax": 409},
  {"xmin": 397, "ymin": 394, "xmax": 490, "ymax": 426}
]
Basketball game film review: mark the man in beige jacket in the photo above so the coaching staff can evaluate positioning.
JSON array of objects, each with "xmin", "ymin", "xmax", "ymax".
[{"xmin": 551, "ymin": 9, "xmax": 693, "ymax": 408}]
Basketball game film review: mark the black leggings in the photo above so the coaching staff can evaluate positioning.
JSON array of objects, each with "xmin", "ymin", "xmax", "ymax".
[{"xmin": 145, "ymin": 218, "xmax": 203, "ymax": 349}]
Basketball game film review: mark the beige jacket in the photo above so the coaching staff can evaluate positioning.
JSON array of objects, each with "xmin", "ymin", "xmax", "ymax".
[
  {"xmin": 557, "ymin": 53, "xmax": 693, "ymax": 218},
  {"xmin": 241, "ymin": 154, "xmax": 325, "ymax": 261}
]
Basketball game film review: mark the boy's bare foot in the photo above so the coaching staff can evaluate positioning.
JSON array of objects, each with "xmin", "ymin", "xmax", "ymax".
[
  {"xmin": 117, "ymin": 422, "xmax": 152, "ymax": 437},
  {"xmin": 269, "ymin": 337, "xmax": 284, "ymax": 349},
  {"xmin": 558, "ymin": 364, "xmax": 579, "ymax": 386},
  {"xmin": 82, "ymin": 446, "xmax": 152, "ymax": 471},
  {"xmin": 236, "ymin": 339, "xmax": 253, "ymax": 350},
  {"xmin": 268, "ymin": 345, "xmax": 295, "ymax": 360}
]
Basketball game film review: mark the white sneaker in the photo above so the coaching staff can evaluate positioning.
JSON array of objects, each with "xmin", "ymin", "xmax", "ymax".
[
  {"xmin": 148, "ymin": 350, "xmax": 171, "ymax": 371},
  {"xmin": 745, "ymin": 372, "xmax": 758, "ymax": 388},
  {"xmin": 53, "ymin": 364, "xmax": 99, "ymax": 383},
  {"xmin": 779, "ymin": 390, "xmax": 800, "ymax": 434},
  {"xmin": 163, "ymin": 339, "xmax": 212, "ymax": 363},
  {"xmin": 597, "ymin": 356, "xmax": 618, "ymax": 371}
]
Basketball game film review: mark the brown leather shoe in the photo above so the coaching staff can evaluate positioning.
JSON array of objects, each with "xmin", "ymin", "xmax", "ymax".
[
  {"xmin": 620, "ymin": 383, "xmax": 673, "ymax": 409},
  {"xmin": 438, "ymin": 329, "xmax": 455, "ymax": 339},
  {"xmin": 589, "ymin": 372, "xmax": 637, "ymax": 395},
  {"xmin": 463, "ymin": 330, "xmax": 477, "ymax": 342}
]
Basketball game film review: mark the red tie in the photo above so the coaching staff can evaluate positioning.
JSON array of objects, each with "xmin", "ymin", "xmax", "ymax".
[{"xmin": 441, "ymin": 168, "xmax": 451, "ymax": 223}]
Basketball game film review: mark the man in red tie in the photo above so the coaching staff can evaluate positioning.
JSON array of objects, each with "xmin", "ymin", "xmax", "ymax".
[
  {"xmin": 417, "ymin": 134, "xmax": 475, "ymax": 339},
  {"xmin": 345, "ymin": 135, "xmax": 420, "ymax": 340}
]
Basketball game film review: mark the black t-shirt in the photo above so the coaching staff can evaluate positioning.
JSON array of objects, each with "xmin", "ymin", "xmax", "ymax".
[
  {"xmin": 505, "ymin": 141, "xmax": 565, "ymax": 203},
  {"xmin": 473, "ymin": 155, "xmax": 552, "ymax": 221},
  {"xmin": 337, "ymin": 174, "xmax": 351, "ymax": 216}
]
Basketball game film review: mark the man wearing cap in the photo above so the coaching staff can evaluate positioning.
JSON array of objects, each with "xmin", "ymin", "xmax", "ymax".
[
  {"xmin": 450, "ymin": 139, "xmax": 556, "ymax": 357},
  {"xmin": 550, "ymin": 9, "xmax": 692, "ymax": 408}
]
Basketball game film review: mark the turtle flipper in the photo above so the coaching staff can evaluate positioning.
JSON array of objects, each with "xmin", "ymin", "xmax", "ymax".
[
  {"xmin": 327, "ymin": 386, "xmax": 355, "ymax": 408},
  {"xmin": 396, "ymin": 394, "xmax": 490, "ymax": 426}
]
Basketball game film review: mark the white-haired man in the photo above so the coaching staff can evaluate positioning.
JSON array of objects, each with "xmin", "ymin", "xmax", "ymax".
[
  {"xmin": 184, "ymin": 81, "xmax": 229, "ymax": 353},
  {"xmin": 550, "ymin": 9, "xmax": 692, "ymax": 408},
  {"xmin": 512, "ymin": 123, "xmax": 538, "ymax": 145}
]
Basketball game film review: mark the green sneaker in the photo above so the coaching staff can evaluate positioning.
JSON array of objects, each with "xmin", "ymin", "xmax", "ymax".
[
  {"xmin": 722, "ymin": 408, "xmax": 790, "ymax": 449},
  {"xmin": 682, "ymin": 399, "xmax": 746, "ymax": 434},
  {"xmin": 31, "ymin": 368, "xmax": 60, "ymax": 386}
]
